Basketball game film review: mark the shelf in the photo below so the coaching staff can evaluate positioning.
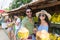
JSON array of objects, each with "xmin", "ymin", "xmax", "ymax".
[{"xmin": 50, "ymin": 23, "xmax": 60, "ymax": 28}]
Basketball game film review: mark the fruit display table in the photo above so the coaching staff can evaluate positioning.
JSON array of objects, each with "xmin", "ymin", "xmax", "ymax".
[
  {"xmin": 50, "ymin": 23, "xmax": 60, "ymax": 28},
  {"xmin": 50, "ymin": 23, "xmax": 60, "ymax": 35}
]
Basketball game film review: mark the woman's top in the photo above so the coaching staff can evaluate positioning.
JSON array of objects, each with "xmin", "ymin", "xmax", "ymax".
[{"xmin": 38, "ymin": 25, "xmax": 48, "ymax": 32}]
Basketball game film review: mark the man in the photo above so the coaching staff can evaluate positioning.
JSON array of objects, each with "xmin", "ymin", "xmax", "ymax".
[
  {"xmin": 14, "ymin": 14, "xmax": 21, "ymax": 40},
  {"xmin": 21, "ymin": 7, "xmax": 34, "ymax": 39}
]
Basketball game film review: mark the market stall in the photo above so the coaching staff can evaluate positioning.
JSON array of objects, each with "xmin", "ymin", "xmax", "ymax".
[
  {"xmin": 7, "ymin": 0, "xmax": 60, "ymax": 26},
  {"xmin": 7, "ymin": 0, "xmax": 60, "ymax": 40}
]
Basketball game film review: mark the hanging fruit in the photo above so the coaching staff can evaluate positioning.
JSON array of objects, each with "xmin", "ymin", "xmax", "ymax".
[{"xmin": 51, "ymin": 13, "xmax": 60, "ymax": 24}]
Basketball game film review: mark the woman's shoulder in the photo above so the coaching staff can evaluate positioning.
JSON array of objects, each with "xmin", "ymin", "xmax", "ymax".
[{"xmin": 43, "ymin": 22, "xmax": 48, "ymax": 26}]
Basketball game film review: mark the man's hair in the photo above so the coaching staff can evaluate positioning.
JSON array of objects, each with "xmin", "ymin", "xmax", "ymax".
[{"xmin": 25, "ymin": 6, "xmax": 32, "ymax": 12}]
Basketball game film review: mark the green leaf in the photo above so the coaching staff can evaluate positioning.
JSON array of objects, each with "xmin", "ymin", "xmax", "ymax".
[{"xmin": 9, "ymin": 0, "xmax": 32, "ymax": 10}]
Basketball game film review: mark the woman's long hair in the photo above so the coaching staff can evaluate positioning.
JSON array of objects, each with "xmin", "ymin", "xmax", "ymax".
[{"xmin": 38, "ymin": 14, "xmax": 50, "ymax": 29}]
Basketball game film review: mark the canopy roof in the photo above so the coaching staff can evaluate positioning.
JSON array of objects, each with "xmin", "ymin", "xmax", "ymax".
[{"xmin": 7, "ymin": 1, "xmax": 60, "ymax": 14}]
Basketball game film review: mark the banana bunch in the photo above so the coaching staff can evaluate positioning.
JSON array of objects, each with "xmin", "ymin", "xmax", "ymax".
[
  {"xmin": 33, "ymin": 17, "xmax": 38, "ymax": 22},
  {"xmin": 49, "ymin": 33, "xmax": 60, "ymax": 40},
  {"xmin": 51, "ymin": 13, "xmax": 60, "ymax": 24},
  {"xmin": 57, "ymin": 37, "xmax": 60, "ymax": 40},
  {"xmin": 49, "ymin": 33, "xmax": 57, "ymax": 40}
]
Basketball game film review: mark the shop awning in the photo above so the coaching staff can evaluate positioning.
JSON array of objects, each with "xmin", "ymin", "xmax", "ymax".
[{"xmin": 7, "ymin": 1, "xmax": 60, "ymax": 14}]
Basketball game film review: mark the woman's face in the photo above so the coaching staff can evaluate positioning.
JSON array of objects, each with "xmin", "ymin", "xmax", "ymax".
[{"xmin": 39, "ymin": 14, "xmax": 46, "ymax": 20}]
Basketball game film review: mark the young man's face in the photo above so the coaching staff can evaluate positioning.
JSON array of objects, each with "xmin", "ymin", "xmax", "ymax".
[{"xmin": 26, "ymin": 9, "xmax": 32, "ymax": 18}]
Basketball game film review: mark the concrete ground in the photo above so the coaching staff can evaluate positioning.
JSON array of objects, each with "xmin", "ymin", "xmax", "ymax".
[{"xmin": 0, "ymin": 29, "xmax": 10, "ymax": 40}]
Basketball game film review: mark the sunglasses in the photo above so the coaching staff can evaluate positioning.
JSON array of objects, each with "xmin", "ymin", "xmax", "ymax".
[
  {"xmin": 26, "ymin": 11, "xmax": 32, "ymax": 13},
  {"xmin": 39, "ymin": 14, "xmax": 45, "ymax": 17}
]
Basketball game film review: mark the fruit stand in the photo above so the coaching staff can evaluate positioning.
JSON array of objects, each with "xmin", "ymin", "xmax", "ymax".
[{"xmin": 7, "ymin": 0, "xmax": 60, "ymax": 40}]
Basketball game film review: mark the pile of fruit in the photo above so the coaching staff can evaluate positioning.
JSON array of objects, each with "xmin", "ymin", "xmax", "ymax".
[
  {"xmin": 51, "ymin": 13, "xmax": 60, "ymax": 24},
  {"xmin": 18, "ymin": 27, "xmax": 29, "ymax": 39},
  {"xmin": 49, "ymin": 33, "xmax": 60, "ymax": 40},
  {"xmin": 36, "ymin": 30, "xmax": 49, "ymax": 40},
  {"xmin": 33, "ymin": 17, "xmax": 38, "ymax": 22},
  {"xmin": 36, "ymin": 32, "xmax": 60, "ymax": 40}
]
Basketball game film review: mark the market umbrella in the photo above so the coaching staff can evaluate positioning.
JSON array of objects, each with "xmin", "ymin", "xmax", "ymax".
[
  {"xmin": 0, "ymin": 10, "xmax": 8, "ymax": 16},
  {"xmin": 0, "ymin": 10, "xmax": 5, "ymax": 13}
]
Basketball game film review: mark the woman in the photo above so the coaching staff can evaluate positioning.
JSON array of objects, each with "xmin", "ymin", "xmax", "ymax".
[
  {"xmin": 0, "ymin": 15, "xmax": 10, "ymax": 40},
  {"xmin": 36, "ymin": 10, "xmax": 51, "ymax": 32},
  {"xmin": 5, "ymin": 16, "xmax": 13, "ymax": 40},
  {"xmin": 36, "ymin": 10, "xmax": 51, "ymax": 40}
]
